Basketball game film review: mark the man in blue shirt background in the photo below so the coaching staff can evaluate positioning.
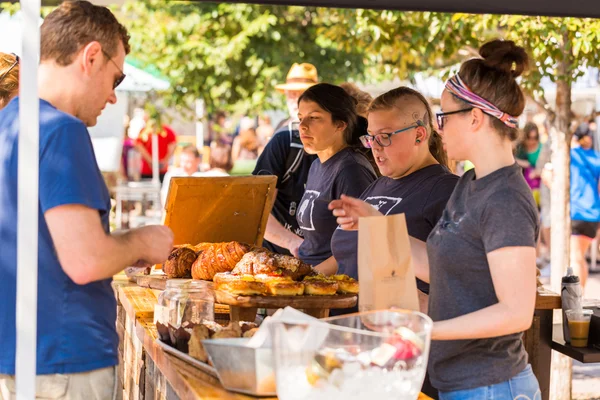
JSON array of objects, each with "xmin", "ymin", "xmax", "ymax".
[
  {"xmin": 0, "ymin": 1, "xmax": 173, "ymax": 398},
  {"xmin": 570, "ymin": 122, "xmax": 600, "ymax": 289}
]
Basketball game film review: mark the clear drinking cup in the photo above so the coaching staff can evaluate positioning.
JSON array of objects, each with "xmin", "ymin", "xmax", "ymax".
[
  {"xmin": 566, "ymin": 309, "xmax": 594, "ymax": 348},
  {"xmin": 270, "ymin": 309, "xmax": 432, "ymax": 400}
]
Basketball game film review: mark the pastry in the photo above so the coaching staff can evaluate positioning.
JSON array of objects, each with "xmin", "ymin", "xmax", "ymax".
[
  {"xmin": 232, "ymin": 249, "xmax": 312, "ymax": 280},
  {"xmin": 191, "ymin": 241, "xmax": 251, "ymax": 280},
  {"xmin": 303, "ymin": 275, "xmax": 339, "ymax": 296},
  {"xmin": 163, "ymin": 246, "xmax": 198, "ymax": 278},
  {"xmin": 255, "ymin": 274, "xmax": 305, "ymax": 296},
  {"xmin": 213, "ymin": 272, "xmax": 267, "ymax": 295},
  {"xmin": 331, "ymin": 274, "xmax": 360, "ymax": 294}
]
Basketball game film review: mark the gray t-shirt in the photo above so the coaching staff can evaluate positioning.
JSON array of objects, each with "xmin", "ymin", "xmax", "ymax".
[{"xmin": 426, "ymin": 163, "xmax": 539, "ymax": 392}]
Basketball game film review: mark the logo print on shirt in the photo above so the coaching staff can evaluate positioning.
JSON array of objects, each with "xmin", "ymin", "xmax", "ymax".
[
  {"xmin": 364, "ymin": 196, "xmax": 402, "ymax": 215},
  {"xmin": 297, "ymin": 190, "xmax": 320, "ymax": 231}
]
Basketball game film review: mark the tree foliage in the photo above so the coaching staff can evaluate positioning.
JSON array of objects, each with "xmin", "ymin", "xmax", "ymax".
[
  {"xmin": 118, "ymin": 0, "xmax": 370, "ymax": 115},
  {"xmin": 318, "ymin": 10, "xmax": 600, "ymax": 119}
]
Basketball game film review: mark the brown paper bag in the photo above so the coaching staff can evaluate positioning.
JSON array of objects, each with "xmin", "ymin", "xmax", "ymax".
[{"xmin": 358, "ymin": 213, "xmax": 419, "ymax": 311}]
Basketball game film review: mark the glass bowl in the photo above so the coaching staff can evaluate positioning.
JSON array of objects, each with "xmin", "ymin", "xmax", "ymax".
[{"xmin": 270, "ymin": 309, "xmax": 432, "ymax": 400}]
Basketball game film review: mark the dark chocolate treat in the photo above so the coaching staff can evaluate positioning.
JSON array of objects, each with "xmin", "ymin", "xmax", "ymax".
[
  {"xmin": 173, "ymin": 326, "xmax": 192, "ymax": 353},
  {"xmin": 156, "ymin": 322, "xmax": 171, "ymax": 345}
]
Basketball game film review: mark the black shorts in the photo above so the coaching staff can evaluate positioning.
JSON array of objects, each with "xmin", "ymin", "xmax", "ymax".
[{"xmin": 572, "ymin": 220, "xmax": 599, "ymax": 239}]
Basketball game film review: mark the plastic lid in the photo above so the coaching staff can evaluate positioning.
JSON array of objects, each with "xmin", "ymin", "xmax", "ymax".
[{"xmin": 562, "ymin": 275, "xmax": 580, "ymax": 284}]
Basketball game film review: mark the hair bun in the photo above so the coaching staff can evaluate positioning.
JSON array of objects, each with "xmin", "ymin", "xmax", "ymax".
[{"xmin": 479, "ymin": 40, "xmax": 529, "ymax": 78}]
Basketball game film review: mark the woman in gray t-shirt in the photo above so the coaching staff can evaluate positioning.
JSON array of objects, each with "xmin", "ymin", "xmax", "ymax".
[{"xmin": 331, "ymin": 40, "xmax": 541, "ymax": 399}]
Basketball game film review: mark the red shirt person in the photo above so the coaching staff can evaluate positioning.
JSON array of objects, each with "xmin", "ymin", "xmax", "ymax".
[{"xmin": 134, "ymin": 120, "xmax": 178, "ymax": 182}]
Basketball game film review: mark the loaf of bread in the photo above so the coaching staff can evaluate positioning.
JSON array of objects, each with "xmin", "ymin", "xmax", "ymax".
[{"xmin": 191, "ymin": 241, "xmax": 251, "ymax": 280}]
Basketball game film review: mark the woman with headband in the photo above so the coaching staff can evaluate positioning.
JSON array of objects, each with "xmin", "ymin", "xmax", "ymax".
[
  {"xmin": 0, "ymin": 53, "xmax": 19, "ymax": 110},
  {"xmin": 331, "ymin": 40, "xmax": 540, "ymax": 398}
]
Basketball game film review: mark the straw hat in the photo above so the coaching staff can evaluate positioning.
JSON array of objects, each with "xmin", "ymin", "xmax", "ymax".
[{"xmin": 275, "ymin": 63, "xmax": 318, "ymax": 93}]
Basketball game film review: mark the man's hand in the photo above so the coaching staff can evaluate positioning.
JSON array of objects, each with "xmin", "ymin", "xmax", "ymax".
[
  {"xmin": 131, "ymin": 225, "xmax": 174, "ymax": 264},
  {"xmin": 328, "ymin": 195, "xmax": 383, "ymax": 231}
]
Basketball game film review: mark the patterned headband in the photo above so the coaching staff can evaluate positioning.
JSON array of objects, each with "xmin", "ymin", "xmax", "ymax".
[{"xmin": 445, "ymin": 74, "xmax": 518, "ymax": 129}]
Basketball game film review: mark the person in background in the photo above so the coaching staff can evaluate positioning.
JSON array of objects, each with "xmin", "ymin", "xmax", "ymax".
[
  {"xmin": 0, "ymin": 2, "xmax": 173, "ymax": 397},
  {"xmin": 0, "ymin": 52, "xmax": 19, "ymax": 110},
  {"xmin": 331, "ymin": 40, "xmax": 540, "ymax": 399},
  {"xmin": 296, "ymin": 83, "xmax": 377, "ymax": 267},
  {"xmin": 319, "ymin": 87, "xmax": 457, "ymax": 315},
  {"xmin": 202, "ymin": 143, "xmax": 233, "ymax": 176},
  {"xmin": 256, "ymin": 114, "xmax": 275, "ymax": 150},
  {"xmin": 209, "ymin": 110, "xmax": 232, "ymax": 146},
  {"xmin": 232, "ymin": 117, "xmax": 260, "ymax": 162},
  {"xmin": 134, "ymin": 117, "xmax": 178, "ymax": 183},
  {"xmin": 515, "ymin": 122, "xmax": 542, "ymax": 206},
  {"xmin": 252, "ymin": 63, "xmax": 319, "ymax": 257},
  {"xmin": 161, "ymin": 145, "xmax": 203, "ymax": 204},
  {"xmin": 569, "ymin": 123, "xmax": 600, "ymax": 289}
]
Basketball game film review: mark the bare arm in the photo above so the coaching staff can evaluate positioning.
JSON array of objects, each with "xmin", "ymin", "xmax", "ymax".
[
  {"xmin": 231, "ymin": 138, "xmax": 241, "ymax": 163},
  {"xmin": 161, "ymin": 142, "xmax": 177, "ymax": 168},
  {"xmin": 264, "ymin": 213, "xmax": 303, "ymax": 257},
  {"xmin": 45, "ymin": 204, "xmax": 174, "ymax": 285},
  {"xmin": 134, "ymin": 142, "xmax": 153, "ymax": 165},
  {"xmin": 314, "ymin": 256, "xmax": 339, "ymax": 276},
  {"xmin": 432, "ymin": 246, "xmax": 536, "ymax": 340},
  {"xmin": 409, "ymin": 237, "xmax": 430, "ymax": 284}
]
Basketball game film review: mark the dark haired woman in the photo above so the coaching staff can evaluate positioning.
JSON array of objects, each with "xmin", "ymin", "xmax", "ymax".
[
  {"xmin": 332, "ymin": 40, "xmax": 541, "ymax": 398},
  {"xmin": 296, "ymin": 83, "xmax": 377, "ymax": 267}
]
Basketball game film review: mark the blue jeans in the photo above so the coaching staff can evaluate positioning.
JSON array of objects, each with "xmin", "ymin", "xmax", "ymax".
[{"xmin": 439, "ymin": 365, "xmax": 541, "ymax": 400}]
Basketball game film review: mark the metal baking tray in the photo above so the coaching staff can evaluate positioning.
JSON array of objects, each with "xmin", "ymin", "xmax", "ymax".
[
  {"xmin": 202, "ymin": 338, "xmax": 276, "ymax": 397},
  {"xmin": 156, "ymin": 339, "xmax": 218, "ymax": 378}
]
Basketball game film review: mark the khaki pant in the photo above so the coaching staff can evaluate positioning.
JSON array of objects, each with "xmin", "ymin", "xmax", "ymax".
[{"xmin": 0, "ymin": 366, "xmax": 116, "ymax": 400}]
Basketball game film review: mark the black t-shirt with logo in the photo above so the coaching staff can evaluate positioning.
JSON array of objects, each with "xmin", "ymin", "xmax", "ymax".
[
  {"xmin": 331, "ymin": 164, "xmax": 458, "ymax": 294},
  {"xmin": 297, "ymin": 148, "xmax": 377, "ymax": 266},
  {"xmin": 253, "ymin": 128, "xmax": 317, "ymax": 255}
]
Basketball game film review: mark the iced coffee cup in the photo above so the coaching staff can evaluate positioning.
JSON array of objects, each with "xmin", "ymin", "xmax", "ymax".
[{"xmin": 566, "ymin": 309, "xmax": 594, "ymax": 348}]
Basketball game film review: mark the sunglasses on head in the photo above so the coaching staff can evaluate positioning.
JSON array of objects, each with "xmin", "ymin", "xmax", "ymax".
[
  {"xmin": 101, "ymin": 49, "xmax": 126, "ymax": 89},
  {"xmin": 0, "ymin": 53, "xmax": 19, "ymax": 83}
]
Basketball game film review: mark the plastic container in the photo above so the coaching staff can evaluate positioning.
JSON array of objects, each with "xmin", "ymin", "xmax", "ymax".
[
  {"xmin": 270, "ymin": 310, "xmax": 432, "ymax": 400},
  {"xmin": 566, "ymin": 309, "xmax": 594, "ymax": 348},
  {"xmin": 561, "ymin": 267, "xmax": 583, "ymax": 343},
  {"xmin": 155, "ymin": 279, "xmax": 214, "ymax": 348}
]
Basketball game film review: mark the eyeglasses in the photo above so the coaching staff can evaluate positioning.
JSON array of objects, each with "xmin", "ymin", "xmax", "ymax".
[
  {"xmin": 435, "ymin": 108, "xmax": 473, "ymax": 130},
  {"xmin": 101, "ymin": 48, "xmax": 126, "ymax": 89},
  {"xmin": 359, "ymin": 121, "xmax": 424, "ymax": 148},
  {"xmin": 0, "ymin": 53, "xmax": 19, "ymax": 83}
]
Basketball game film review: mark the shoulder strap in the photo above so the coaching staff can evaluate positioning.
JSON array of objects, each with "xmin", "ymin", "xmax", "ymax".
[{"xmin": 281, "ymin": 121, "xmax": 304, "ymax": 184}]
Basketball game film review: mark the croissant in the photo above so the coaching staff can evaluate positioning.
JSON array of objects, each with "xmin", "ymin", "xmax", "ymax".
[
  {"xmin": 232, "ymin": 249, "xmax": 313, "ymax": 281},
  {"xmin": 191, "ymin": 241, "xmax": 251, "ymax": 280},
  {"xmin": 163, "ymin": 246, "xmax": 198, "ymax": 278}
]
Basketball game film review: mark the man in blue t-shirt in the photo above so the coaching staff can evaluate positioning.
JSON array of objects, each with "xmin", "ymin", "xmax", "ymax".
[
  {"xmin": 570, "ymin": 123, "xmax": 600, "ymax": 289},
  {"xmin": 0, "ymin": 1, "xmax": 173, "ymax": 397}
]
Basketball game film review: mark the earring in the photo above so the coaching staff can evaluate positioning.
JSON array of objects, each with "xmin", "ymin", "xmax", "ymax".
[{"xmin": 416, "ymin": 139, "xmax": 421, "ymax": 143}]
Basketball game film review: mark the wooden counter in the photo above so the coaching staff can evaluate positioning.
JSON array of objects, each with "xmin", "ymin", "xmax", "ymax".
[{"xmin": 113, "ymin": 276, "xmax": 432, "ymax": 400}]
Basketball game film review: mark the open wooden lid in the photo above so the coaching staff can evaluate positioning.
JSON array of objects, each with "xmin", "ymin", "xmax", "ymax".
[{"xmin": 163, "ymin": 176, "xmax": 277, "ymax": 247}]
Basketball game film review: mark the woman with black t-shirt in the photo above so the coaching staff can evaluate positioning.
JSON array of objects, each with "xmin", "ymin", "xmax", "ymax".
[
  {"xmin": 295, "ymin": 83, "xmax": 377, "ymax": 267},
  {"xmin": 317, "ymin": 87, "xmax": 457, "ymax": 300}
]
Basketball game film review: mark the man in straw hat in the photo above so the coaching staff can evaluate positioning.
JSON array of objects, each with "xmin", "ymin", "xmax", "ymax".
[{"xmin": 252, "ymin": 63, "xmax": 318, "ymax": 257}]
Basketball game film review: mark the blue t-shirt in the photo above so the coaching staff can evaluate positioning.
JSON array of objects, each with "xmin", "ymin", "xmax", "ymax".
[
  {"xmin": 297, "ymin": 148, "xmax": 376, "ymax": 266},
  {"xmin": 0, "ymin": 98, "xmax": 118, "ymax": 375},
  {"xmin": 331, "ymin": 164, "xmax": 458, "ymax": 293},
  {"xmin": 571, "ymin": 147, "xmax": 600, "ymax": 222}
]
